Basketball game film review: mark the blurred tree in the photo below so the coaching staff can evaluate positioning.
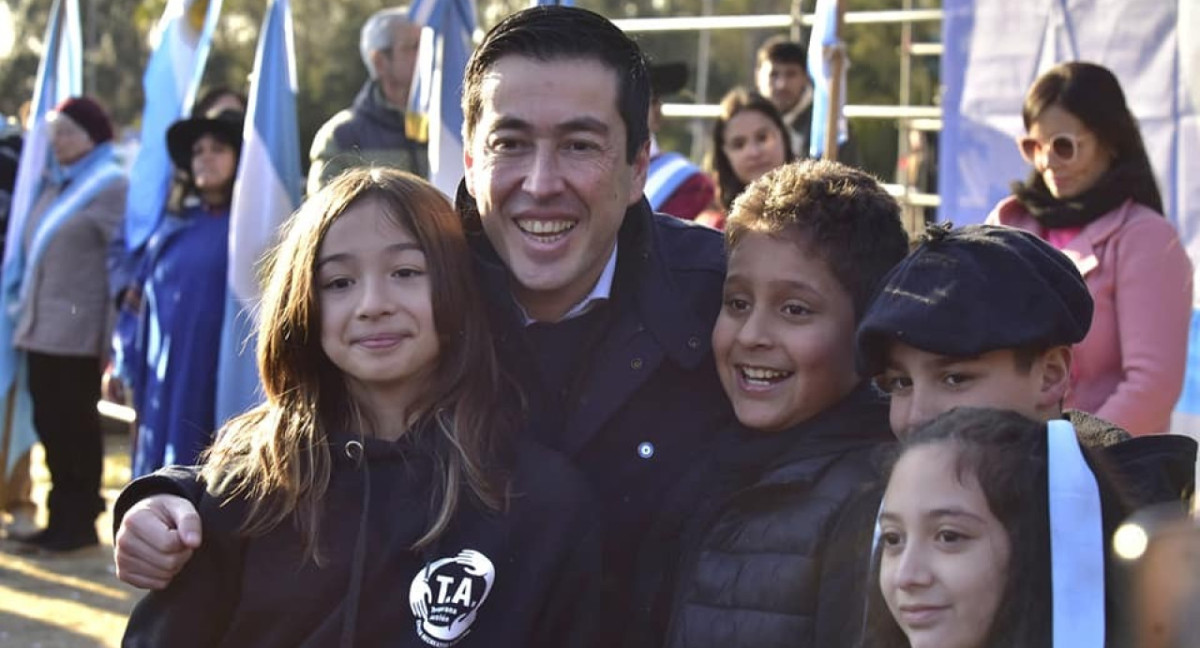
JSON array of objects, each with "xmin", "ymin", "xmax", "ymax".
[{"xmin": 0, "ymin": 0, "xmax": 54, "ymax": 121}]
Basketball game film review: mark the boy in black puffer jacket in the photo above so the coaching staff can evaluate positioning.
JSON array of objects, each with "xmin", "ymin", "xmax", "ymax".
[{"xmin": 629, "ymin": 160, "xmax": 910, "ymax": 648}]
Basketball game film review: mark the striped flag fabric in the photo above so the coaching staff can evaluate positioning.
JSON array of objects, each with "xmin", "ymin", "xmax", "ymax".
[
  {"xmin": 407, "ymin": 0, "xmax": 476, "ymax": 198},
  {"xmin": 806, "ymin": 0, "xmax": 848, "ymax": 159},
  {"xmin": 122, "ymin": 0, "xmax": 223, "ymax": 254},
  {"xmin": 0, "ymin": 0, "xmax": 82, "ymax": 478},
  {"xmin": 4, "ymin": 0, "xmax": 82, "ymax": 265},
  {"xmin": 215, "ymin": 0, "xmax": 302, "ymax": 425}
]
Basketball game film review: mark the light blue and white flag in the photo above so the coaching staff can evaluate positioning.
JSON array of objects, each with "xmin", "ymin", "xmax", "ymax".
[
  {"xmin": 407, "ymin": 0, "xmax": 476, "ymax": 198},
  {"xmin": 807, "ymin": 0, "xmax": 848, "ymax": 159},
  {"xmin": 528, "ymin": 0, "xmax": 573, "ymax": 6},
  {"xmin": 0, "ymin": 0, "xmax": 82, "ymax": 478},
  {"xmin": 5, "ymin": 0, "xmax": 82, "ymax": 266},
  {"xmin": 215, "ymin": 0, "xmax": 302, "ymax": 425},
  {"xmin": 122, "ymin": 0, "xmax": 223, "ymax": 254}
]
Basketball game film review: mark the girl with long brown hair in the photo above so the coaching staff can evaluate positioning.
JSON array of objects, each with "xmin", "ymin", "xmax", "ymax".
[{"xmin": 121, "ymin": 168, "xmax": 601, "ymax": 648}]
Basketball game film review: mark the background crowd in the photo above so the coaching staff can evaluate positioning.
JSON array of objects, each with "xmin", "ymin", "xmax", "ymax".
[{"xmin": 0, "ymin": 2, "xmax": 1196, "ymax": 648}]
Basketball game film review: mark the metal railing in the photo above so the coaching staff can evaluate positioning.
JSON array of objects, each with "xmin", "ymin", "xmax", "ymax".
[
  {"xmin": 618, "ymin": 4, "xmax": 943, "ymax": 216},
  {"xmin": 610, "ymin": 8, "xmax": 944, "ymax": 32}
]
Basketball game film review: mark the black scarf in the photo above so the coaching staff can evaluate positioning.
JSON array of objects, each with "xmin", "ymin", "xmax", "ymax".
[{"xmin": 1011, "ymin": 159, "xmax": 1160, "ymax": 229}]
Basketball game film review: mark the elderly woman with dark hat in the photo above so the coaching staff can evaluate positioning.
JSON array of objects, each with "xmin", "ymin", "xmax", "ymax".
[
  {"xmin": 3, "ymin": 96, "xmax": 127, "ymax": 552},
  {"xmin": 121, "ymin": 109, "xmax": 244, "ymax": 478}
]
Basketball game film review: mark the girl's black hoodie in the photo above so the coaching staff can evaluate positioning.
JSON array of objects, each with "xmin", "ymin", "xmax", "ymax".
[{"xmin": 120, "ymin": 430, "xmax": 603, "ymax": 648}]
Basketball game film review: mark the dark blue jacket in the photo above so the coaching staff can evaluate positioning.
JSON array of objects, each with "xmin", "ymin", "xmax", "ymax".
[{"xmin": 458, "ymin": 189, "xmax": 735, "ymax": 631}]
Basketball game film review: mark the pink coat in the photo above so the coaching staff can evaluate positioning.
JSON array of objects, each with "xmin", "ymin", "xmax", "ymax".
[{"xmin": 988, "ymin": 197, "xmax": 1193, "ymax": 435}]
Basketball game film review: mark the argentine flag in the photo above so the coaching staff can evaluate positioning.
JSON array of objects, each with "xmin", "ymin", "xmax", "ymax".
[
  {"xmin": 0, "ymin": 0, "xmax": 82, "ymax": 478},
  {"xmin": 407, "ymin": 0, "xmax": 476, "ymax": 198},
  {"xmin": 122, "ymin": 0, "xmax": 223, "ymax": 254},
  {"xmin": 215, "ymin": 0, "xmax": 302, "ymax": 425},
  {"xmin": 807, "ymin": 0, "xmax": 848, "ymax": 159},
  {"xmin": 5, "ymin": 0, "xmax": 82, "ymax": 265}
]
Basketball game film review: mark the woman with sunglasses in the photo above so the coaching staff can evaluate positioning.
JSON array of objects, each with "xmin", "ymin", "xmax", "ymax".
[{"xmin": 987, "ymin": 61, "xmax": 1192, "ymax": 436}]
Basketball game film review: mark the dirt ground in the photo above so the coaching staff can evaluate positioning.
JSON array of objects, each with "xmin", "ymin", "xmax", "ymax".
[{"xmin": 0, "ymin": 433, "xmax": 140, "ymax": 648}]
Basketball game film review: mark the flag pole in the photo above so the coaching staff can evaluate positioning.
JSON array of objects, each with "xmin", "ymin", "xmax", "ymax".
[
  {"xmin": 822, "ymin": 0, "xmax": 845, "ymax": 162},
  {"xmin": 0, "ymin": 384, "xmax": 14, "ymax": 504}
]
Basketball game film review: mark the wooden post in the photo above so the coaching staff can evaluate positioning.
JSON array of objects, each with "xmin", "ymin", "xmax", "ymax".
[
  {"xmin": 822, "ymin": 0, "xmax": 847, "ymax": 162},
  {"xmin": 0, "ymin": 383, "xmax": 16, "ymax": 506}
]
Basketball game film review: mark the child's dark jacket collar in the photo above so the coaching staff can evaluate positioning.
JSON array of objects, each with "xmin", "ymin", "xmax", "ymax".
[{"xmin": 719, "ymin": 382, "xmax": 893, "ymax": 484}]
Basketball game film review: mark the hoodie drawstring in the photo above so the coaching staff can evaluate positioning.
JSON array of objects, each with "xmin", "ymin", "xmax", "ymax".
[{"xmin": 339, "ymin": 440, "xmax": 371, "ymax": 648}]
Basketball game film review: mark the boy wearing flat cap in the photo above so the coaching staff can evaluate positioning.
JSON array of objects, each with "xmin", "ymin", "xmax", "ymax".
[{"xmin": 856, "ymin": 223, "xmax": 1196, "ymax": 506}]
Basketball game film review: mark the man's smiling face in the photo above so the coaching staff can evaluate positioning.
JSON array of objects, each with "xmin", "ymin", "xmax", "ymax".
[{"xmin": 464, "ymin": 55, "xmax": 648, "ymax": 322}]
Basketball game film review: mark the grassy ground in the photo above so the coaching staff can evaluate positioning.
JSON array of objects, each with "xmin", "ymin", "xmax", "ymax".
[{"xmin": 0, "ymin": 433, "xmax": 140, "ymax": 647}]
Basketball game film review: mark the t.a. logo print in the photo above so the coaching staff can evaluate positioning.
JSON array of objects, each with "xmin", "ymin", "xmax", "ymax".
[{"xmin": 409, "ymin": 549, "xmax": 496, "ymax": 647}]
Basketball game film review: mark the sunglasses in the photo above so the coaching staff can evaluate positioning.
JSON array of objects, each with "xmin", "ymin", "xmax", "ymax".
[{"xmin": 1017, "ymin": 132, "xmax": 1090, "ymax": 164}]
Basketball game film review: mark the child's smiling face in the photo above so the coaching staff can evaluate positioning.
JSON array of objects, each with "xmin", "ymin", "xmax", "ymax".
[
  {"xmin": 879, "ymin": 442, "xmax": 1011, "ymax": 648},
  {"xmin": 875, "ymin": 343, "xmax": 1052, "ymax": 438},
  {"xmin": 711, "ymin": 230, "xmax": 859, "ymax": 432},
  {"xmin": 316, "ymin": 200, "xmax": 441, "ymax": 409}
]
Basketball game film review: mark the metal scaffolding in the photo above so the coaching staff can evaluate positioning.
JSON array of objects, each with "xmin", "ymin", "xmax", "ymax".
[{"xmin": 615, "ymin": 2, "xmax": 943, "ymax": 228}]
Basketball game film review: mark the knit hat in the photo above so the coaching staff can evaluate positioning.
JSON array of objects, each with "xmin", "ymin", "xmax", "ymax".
[
  {"xmin": 856, "ymin": 223, "xmax": 1094, "ymax": 376},
  {"xmin": 52, "ymin": 96, "xmax": 114, "ymax": 144}
]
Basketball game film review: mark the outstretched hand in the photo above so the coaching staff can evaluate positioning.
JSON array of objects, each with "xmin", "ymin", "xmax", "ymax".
[{"xmin": 113, "ymin": 495, "xmax": 202, "ymax": 590}]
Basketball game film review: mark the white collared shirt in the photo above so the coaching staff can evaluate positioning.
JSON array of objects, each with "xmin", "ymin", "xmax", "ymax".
[
  {"xmin": 781, "ymin": 85, "xmax": 815, "ymax": 155},
  {"xmin": 519, "ymin": 242, "xmax": 619, "ymax": 326}
]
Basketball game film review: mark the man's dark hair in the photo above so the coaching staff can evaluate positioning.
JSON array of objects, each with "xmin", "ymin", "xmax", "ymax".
[
  {"xmin": 756, "ymin": 35, "xmax": 807, "ymax": 68},
  {"xmin": 462, "ymin": 5, "xmax": 650, "ymax": 163},
  {"xmin": 726, "ymin": 159, "xmax": 909, "ymax": 319}
]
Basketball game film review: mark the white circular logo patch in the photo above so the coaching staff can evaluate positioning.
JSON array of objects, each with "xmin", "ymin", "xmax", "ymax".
[{"xmin": 408, "ymin": 549, "xmax": 496, "ymax": 647}]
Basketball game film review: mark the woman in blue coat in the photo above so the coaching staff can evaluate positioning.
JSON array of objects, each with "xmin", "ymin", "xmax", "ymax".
[{"xmin": 127, "ymin": 109, "xmax": 242, "ymax": 477}]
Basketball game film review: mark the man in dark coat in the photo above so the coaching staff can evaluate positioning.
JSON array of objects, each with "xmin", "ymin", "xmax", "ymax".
[
  {"xmin": 113, "ymin": 6, "xmax": 733, "ymax": 644},
  {"xmin": 306, "ymin": 7, "xmax": 428, "ymax": 194},
  {"xmin": 755, "ymin": 36, "xmax": 857, "ymax": 165}
]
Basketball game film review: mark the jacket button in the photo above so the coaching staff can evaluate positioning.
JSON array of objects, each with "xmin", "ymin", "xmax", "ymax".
[
  {"xmin": 630, "ymin": 357, "xmax": 643, "ymax": 370},
  {"xmin": 687, "ymin": 336, "xmax": 701, "ymax": 350},
  {"xmin": 637, "ymin": 442, "xmax": 655, "ymax": 459}
]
